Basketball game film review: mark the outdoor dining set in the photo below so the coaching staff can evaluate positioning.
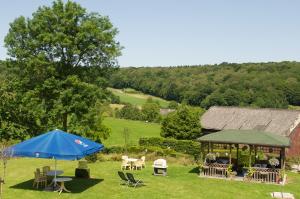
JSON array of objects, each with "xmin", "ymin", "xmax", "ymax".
[
  {"xmin": 33, "ymin": 166, "xmax": 71, "ymax": 195},
  {"xmin": 9, "ymin": 129, "xmax": 104, "ymax": 195},
  {"xmin": 121, "ymin": 155, "xmax": 146, "ymax": 170}
]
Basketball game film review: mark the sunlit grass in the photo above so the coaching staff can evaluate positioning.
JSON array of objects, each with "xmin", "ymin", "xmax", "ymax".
[
  {"xmin": 102, "ymin": 117, "xmax": 161, "ymax": 146},
  {"xmin": 3, "ymin": 158, "xmax": 300, "ymax": 199},
  {"xmin": 108, "ymin": 88, "xmax": 170, "ymax": 108}
]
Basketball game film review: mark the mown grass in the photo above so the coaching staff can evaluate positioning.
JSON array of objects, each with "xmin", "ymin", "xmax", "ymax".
[
  {"xmin": 4, "ymin": 158, "xmax": 300, "ymax": 199},
  {"xmin": 108, "ymin": 88, "xmax": 170, "ymax": 108},
  {"xmin": 102, "ymin": 117, "xmax": 161, "ymax": 146}
]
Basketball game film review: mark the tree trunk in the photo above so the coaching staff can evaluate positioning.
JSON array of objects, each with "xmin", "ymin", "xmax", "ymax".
[{"xmin": 63, "ymin": 113, "xmax": 68, "ymax": 131}]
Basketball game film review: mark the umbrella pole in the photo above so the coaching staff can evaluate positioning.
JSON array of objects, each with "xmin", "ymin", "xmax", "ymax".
[{"xmin": 54, "ymin": 159, "xmax": 57, "ymax": 187}]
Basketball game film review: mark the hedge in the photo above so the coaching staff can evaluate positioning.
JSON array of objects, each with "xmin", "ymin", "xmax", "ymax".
[
  {"xmin": 102, "ymin": 145, "xmax": 179, "ymax": 157},
  {"xmin": 139, "ymin": 137, "xmax": 201, "ymax": 156}
]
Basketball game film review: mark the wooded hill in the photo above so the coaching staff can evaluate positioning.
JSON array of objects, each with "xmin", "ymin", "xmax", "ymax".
[{"xmin": 110, "ymin": 62, "xmax": 300, "ymax": 109}]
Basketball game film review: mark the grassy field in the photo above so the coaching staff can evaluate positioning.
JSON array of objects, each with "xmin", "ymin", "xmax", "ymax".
[
  {"xmin": 3, "ymin": 158, "xmax": 300, "ymax": 199},
  {"xmin": 108, "ymin": 88, "xmax": 170, "ymax": 108},
  {"xmin": 102, "ymin": 117, "xmax": 161, "ymax": 146}
]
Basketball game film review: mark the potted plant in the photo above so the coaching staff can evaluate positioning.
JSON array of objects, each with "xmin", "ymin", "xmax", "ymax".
[
  {"xmin": 245, "ymin": 167, "xmax": 255, "ymax": 181},
  {"xmin": 206, "ymin": 153, "xmax": 216, "ymax": 163},
  {"xmin": 226, "ymin": 164, "xmax": 235, "ymax": 179},
  {"xmin": 269, "ymin": 157, "xmax": 279, "ymax": 169},
  {"xmin": 198, "ymin": 161, "xmax": 204, "ymax": 175}
]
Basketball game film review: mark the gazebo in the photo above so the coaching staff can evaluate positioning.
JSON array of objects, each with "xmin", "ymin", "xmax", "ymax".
[{"xmin": 198, "ymin": 129, "xmax": 290, "ymax": 184}]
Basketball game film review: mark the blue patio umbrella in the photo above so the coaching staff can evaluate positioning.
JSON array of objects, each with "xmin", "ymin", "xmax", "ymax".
[{"xmin": 9, "ymin": 129, "xmax": 104, "ymax": 184}]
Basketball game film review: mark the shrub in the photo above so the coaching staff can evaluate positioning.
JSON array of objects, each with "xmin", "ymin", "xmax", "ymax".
[
  {"xmin": 127, "ymin": 146, "xmax": 146, "ymax": 153},
  {"xmin": 85, "ymin": 153, "xmax": 98, "ymax": 163},
  {"xmin": 139, "ymin": 137, "xmax": 201, "ymax": 157},
  {"xmin": 141, "ymin": 102, "xmax": 161, "ymax": 122},
  {"xmin": 110, "ymin": 154, "xmax": 122, "ymax": 161},
  {"xmin": 161, "ymin": 105, "xmax": 202, "ymax": 139},
  {"xmin": 115, "ymin": 104, "xmax": 143, "ymax": 120},
  {"xmin": 168, "ymin": 101, "xmax": 178, "ymax": 109},
  {"xmin": 102, "ymin": 146, "xmax": 125, "ymax": 154}
]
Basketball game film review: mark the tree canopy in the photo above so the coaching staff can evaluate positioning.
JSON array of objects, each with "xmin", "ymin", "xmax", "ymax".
[
  {"xmin": 110, "ymin": 62, "xmax": 300, "ymax": 109},
  {"xmin": 161, "ymin": 105, "xmax": 203, "ymax": 140},
  {"xmin": 0, "ymin": 0, "xmax": 121, "ymax": 141},
  {"xmin": 5, "ymin": 0, "xmax": 121, "ymax": 83}
]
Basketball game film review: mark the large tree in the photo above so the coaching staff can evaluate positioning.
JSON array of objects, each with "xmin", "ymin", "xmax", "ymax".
[
  {"xmin": 2, "ymin": 0, "xmax": 121, "ymax": 140},
  {"xmin": 161, "ymin": 105, "xmax": 203, "ymax": 140},
  {"xmin": 5, "ymin": 0, "xmax": 121, "ymax": 84}
]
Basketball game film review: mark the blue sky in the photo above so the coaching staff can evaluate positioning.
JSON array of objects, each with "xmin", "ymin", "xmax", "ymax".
[{"xmin": 1, "ymin": 0, "xmax": 300, "ymax": 67}]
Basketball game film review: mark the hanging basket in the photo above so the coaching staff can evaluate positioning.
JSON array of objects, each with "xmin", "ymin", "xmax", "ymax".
[
  {"xmin": 269, "ymin": 148, "xmax": 274, "ymax": 153},
  {"xmin": 242, "ymin": 145, "xmax": 249, "ymax": 151}
]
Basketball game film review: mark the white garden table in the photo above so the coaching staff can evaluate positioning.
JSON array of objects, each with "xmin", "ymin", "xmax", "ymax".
[
  {"xmin": 54, "ymin": 177, "xmax": 72, "ymax": 195},
  {"xmin": 127, "ymin": 158, "xmax": 138, "ymax": 170},
  {"xmin": 47, "ymin": 170, "xmax": 64, "ymax": 187}
]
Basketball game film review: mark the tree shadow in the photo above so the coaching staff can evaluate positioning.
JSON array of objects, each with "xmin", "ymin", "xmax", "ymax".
[
  {"xmin": 10, "ymin": 176, "xmax": 103, "ymax": 193},
  {"xmin": 189, "ymin": 167, "xmax": 199, "ymax": 174}
]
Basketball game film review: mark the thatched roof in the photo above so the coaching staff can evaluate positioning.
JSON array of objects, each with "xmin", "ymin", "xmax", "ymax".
[
  {"xmin": 198, "ymin": 129, "xmax": 290, "ymax": 147},
  {"xmin": 201, "ymin": 106, "xmax": 300, "ymax": 137}
]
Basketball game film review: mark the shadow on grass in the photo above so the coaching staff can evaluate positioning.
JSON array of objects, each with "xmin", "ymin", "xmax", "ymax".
[
  {"xmin": 10, "ymin": 176, "xmax": 103, "ymax": 193},
  {"xmin": 189, "ymin": 167, "xmax": 199, "ymax": 174}
]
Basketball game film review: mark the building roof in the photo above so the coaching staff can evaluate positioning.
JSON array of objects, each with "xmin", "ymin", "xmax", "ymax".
[
  {"xmin": 198, "ymin": 129, "xmax": 290, "ymax": 147},
  {"xmin": 201, "ymin": 106, "xmax": 300, "ymax": 137}
]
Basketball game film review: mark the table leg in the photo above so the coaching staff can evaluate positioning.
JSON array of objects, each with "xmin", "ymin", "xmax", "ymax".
[
  {"xmin": 61, "ymin": 181, "xmax": 70, "ymax": 193},
  {"xmin": 55, "ymin": 181, "xmax": 71, "ymax": 195},
  {"xmin": 54, "ymin": 182, "xmax": 61, "ymax": 194}
]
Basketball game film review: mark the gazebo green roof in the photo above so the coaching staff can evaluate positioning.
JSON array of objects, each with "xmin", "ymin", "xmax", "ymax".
[{"xmin": 198, "ymin": 129, "xmax": 290, "ymax": 147}]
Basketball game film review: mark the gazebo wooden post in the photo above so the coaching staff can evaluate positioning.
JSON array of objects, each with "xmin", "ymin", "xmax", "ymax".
[
  {"xmin": 200, "ymin": 143, "xmax": 205, "ymax": 162},
  {"xmin": 207, "ymin": 142, "xmax": 210, "ymax": 153},
  {"xmin": 211, "ymin": 143, "xmax": 214, "ymax": 153},
  {"xmin": 236, "ymin": 144, "xmax": 239, "ymax": 167},
  {"xmin": 254, "ymin": 146, "xmax": 257, "ymax": 164},
  {"xmin": 280, "ymin": 147, "xmax": 286, "ymax": 169},
  {"xmin": 249, "ymin": 145, "xmax": 252, "ymax": 167},
  {"xmin": 229, "ymin": 144, "xmax": 232, "ymax": 164}
]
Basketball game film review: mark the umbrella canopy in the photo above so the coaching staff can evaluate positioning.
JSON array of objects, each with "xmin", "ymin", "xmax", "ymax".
[{"xmin": 10, "ymin": 129, "xmax": 104, "ymax": 160}]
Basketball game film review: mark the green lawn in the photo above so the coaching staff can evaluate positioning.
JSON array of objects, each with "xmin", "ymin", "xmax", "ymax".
[
  {"xmin": 4, "ymin": 158, "xmax": 300, "ymax": 199},
  {"xmin": 108, "ymin": 88, "xmax": 170, "ymax": 108},
  {"xmin": 102, "ymin": 117, "xmax": 161, "ymax": 146}
]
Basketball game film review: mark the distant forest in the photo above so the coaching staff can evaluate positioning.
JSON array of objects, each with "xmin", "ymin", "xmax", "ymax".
[{"xmin": 110, "ymin": 62, "xmax": 300, "ymax": 109}]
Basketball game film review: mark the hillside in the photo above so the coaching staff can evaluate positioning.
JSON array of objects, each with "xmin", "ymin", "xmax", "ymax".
[
  {"xmin": 102, "ymin": 117, "xmax": 161, "ymax": 146},
  {"xmin": 108, "ymin": 87, "xmax": 170, "ymax": 108},
  {"xmin": 110, "ymin": 62, "xmax": 300, "ymax": 109}
]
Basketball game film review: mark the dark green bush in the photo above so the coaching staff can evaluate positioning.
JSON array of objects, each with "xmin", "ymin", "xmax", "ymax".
[
  {"xmin": 115, "ymin": 104, "xmax": 143, "ymax": 120},
  {"xmin": 101, "ymin": 144, "xmax": 180, "ymax": 158},
  {"xmin": 127, "ymin": 146, "xmax": 145, "ymax": 153},
  {"xmin": 139, "ymin": 137, "xmax": 201, "ymax": 157},
  {"xmin": 102, "ymin": 146, "xmax": 125, "ymax": 154},
  {"xmin": 85, "ymin": 153, "xmax": 98, "ymax": 163}
]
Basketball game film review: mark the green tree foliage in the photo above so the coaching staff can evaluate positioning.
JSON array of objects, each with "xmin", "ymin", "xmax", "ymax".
[
  {"xmin": 161, "ymin": 105, "xmax": 203, "ymax": 140},
  {"xmin": 139, "ymin": 137, "xmax": 201, "ymax": 157},
  {"xmin": 116, "ymin": 102, "xmax": 161, "ymax": 122},
  {"xmin": 1, "ymin": 0, "xmax": 121, "ymax": 141},
  {"xmin": 115, "ymin": 104, "xmax": 143, "ymax": 121},
  {"xmin": 141, "ymin": 103, "xmax": 161, "ymax": 122},
  {"xmin": 110, "ymin": 62, "xmax": 300, "ymax": 109},
  {"xmin": 168, "ymin": 101, "xmax": 178, "ymax": 109},
  {"xmin": 5, "ymin": 0, "xmax": 121, "ymax": 84}
]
